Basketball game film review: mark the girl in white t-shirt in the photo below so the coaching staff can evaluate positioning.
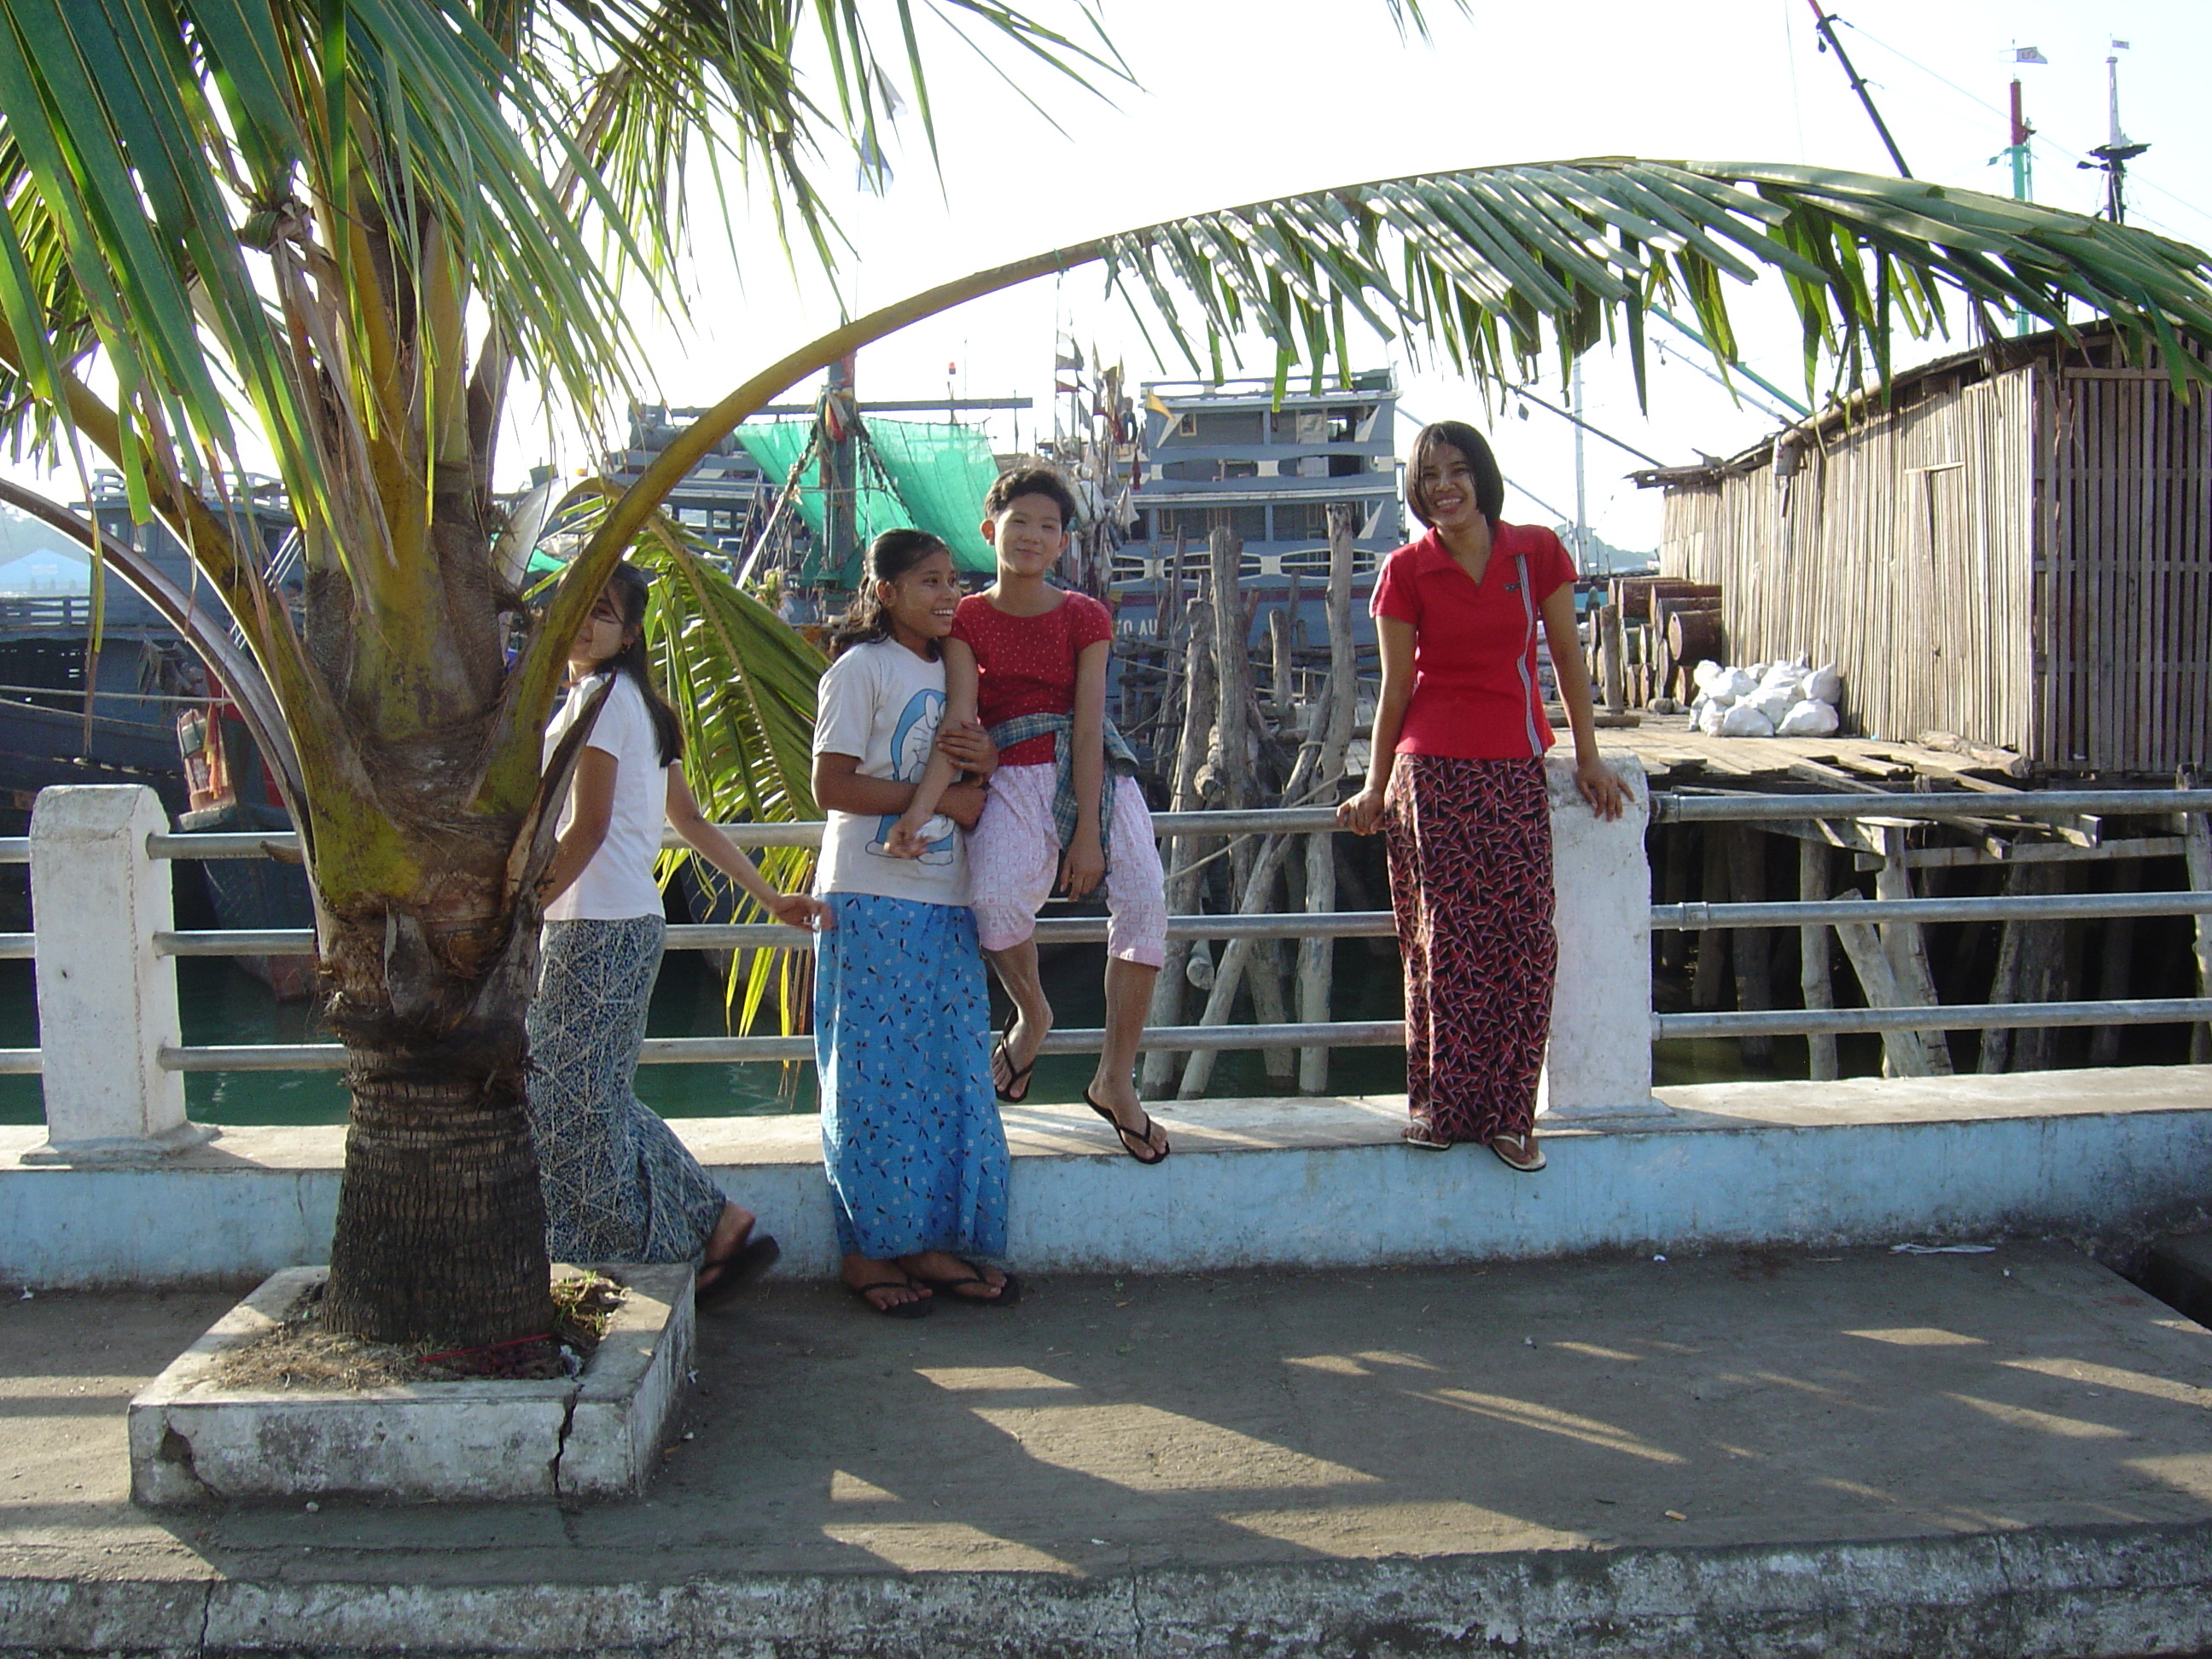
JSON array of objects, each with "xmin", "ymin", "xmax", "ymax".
[
  {"xmin": 530, "ymin": 563, "xmax": 829, "ymax": 1306},
  {"xmin": 811, "ymin": 530, "xmax": 1016, "ymax": 1316}
]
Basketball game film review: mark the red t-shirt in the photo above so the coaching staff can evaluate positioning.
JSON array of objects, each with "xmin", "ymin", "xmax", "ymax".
[
  {"xmin": 1370, "ymin": 522, "xmax": 1575, "ymax": 760},
  {"xmin": 950, "ymin": 589, "xmax": 1115, "ymax": 767}
]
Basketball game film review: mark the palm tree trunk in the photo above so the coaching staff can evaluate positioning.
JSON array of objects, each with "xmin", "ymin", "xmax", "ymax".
[
  {"xmin": 323, "ymin": 1004, "xmax": 551, "ymax": 1345},
  {"xmin": 312, "ymin": 810, "xmax": 558, "ymax": 1346}
]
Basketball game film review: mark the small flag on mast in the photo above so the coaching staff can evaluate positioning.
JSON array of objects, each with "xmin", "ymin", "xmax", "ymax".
[{"xmin": 2013, "ymin": 45, "xmax": 2046, "ymax": 65}]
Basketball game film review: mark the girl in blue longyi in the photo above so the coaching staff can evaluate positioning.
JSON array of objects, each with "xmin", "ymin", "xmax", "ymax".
[{"xmin": 810, "ymin": 530, "xmax": 1017, "ymax": 1317}]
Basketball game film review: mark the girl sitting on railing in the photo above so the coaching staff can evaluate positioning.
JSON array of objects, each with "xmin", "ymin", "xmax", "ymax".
[
  {"xmin": 810, "ymin": 530, "xmax": 1018, "ymax": 1316},
  {"xmin": 531, "ymin": 562, "xmax": 827, "ymax": 1305},
  {"xmin": 885, "ymin": 468, "xmax": 1171, "ymax": 1164}
]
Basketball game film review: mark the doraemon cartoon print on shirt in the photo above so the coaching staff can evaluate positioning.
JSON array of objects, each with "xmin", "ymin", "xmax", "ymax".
[{"xmin": 866, "ymin": 688, "xmax": 957, "ymax": 864}]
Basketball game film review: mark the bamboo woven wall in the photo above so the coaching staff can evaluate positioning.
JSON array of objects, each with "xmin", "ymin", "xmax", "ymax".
[
  {"xmin": 2035, "ymin": 366, "xmax": 2212, "ymax": 774},
  {"xmin": 1656, "ymin": 365, "xmax": 2037, "ymax": 756}
]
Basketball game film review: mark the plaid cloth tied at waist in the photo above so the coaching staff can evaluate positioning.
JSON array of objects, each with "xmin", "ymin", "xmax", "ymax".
[{"xmin": 985, "ymin": 712, "xmax": 1141, "ymax": 872}]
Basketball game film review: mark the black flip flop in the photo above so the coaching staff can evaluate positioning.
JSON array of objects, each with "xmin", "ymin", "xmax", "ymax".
[
  {"xmin": 992, "ymin": 1006, "xmax": 1037, "ymax": 1104},
  {"xmin": 847, "ymin": 1275, "xmax": 934, "ymax": 1318},
  {"xmin": 1085, "ymin": 1087, "xmax": 1169, "ymax": 1166},
  {"xmin": 905, "ymin": 1263, "xmax": 1022, "ymax": 1309},
  {"xmin": 695, "ymin": 1232, "xmax": 780, "ymax": 1309}
]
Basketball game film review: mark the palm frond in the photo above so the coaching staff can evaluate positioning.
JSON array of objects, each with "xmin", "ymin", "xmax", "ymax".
[
  {"xmin": 1096, "ymin": 159, "xmax": 2212, "ymax": 404},
  {"xmin": 556, "ymin": 156, "xmax": 2212, "ymax": 690}
]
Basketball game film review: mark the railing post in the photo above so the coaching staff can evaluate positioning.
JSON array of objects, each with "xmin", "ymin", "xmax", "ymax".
[
  {"xmin": 1538, "ymin": 752, "xmax": 1656, "ymax": 1119},
  {"xmin": 24, "ymin": 784, "xmax": 214, "ymax": 1163}
]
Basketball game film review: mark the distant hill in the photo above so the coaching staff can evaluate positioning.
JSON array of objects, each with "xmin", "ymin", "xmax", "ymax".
[
  {"xmin": 0, "ymin": 504, "xmax": 90, "ymax": 594},
  {"xmin": 1551, "ymin": 525, "xmax": 1656, "ymax": 577}
]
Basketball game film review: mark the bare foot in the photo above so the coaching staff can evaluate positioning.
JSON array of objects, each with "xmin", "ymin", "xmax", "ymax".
[
  {"xmin": 843, "ymin": 1254, "xmax": 931, "ymax": 1313},
  {"xmin": 897, "ymin": 1249, "xmax": 1012, "ymax": 1303},
  {"xmin": 695, "ymin": 1202, "xmax": 755, "ymax": 1292},
  {"xmin": 992, "ymin": 1002, "xmax": 1052, "ymax": 1103},
  {"xmin": 1083, "ymin": 1075, "xmax": 1169, "ymax": 1160}
]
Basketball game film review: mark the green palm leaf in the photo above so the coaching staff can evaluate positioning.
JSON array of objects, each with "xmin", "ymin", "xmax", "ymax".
[{"xmin": 1094, "ymin": 160, "xmax": 2212, "ymax": 405}]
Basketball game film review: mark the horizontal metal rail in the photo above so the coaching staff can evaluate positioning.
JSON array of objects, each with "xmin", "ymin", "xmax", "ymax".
[
  {"xmin": 1657, "ymin": 998, "xmax": 2212, "ymax": 1041},
  {"xmin": 147, "ymin": 890, "xmax": 2212, "ymax": 960},
  {"xmin": 0, "ymin": 1048, "xmax": 38, "ymax": 1074},
  {"xmin": 153, "ymin": 996, "xmax": 2212, "ymax": 1072},
  {"xmin": 151, "ymin": 911, "xmax": 1406, "ymax": 959},
  {"xmin": 1654, "ymin": 890, "xmax": 2212, "ymax": 929},
  {"xmin": 106, "ymin": 789, "xmax": 2212, "ymax": 866},
  {"xmin": 159, "ymin": 1021, "xmax": 1414, "ymax": 1074},
  {"xmin": 1651, "ymin": 788, "xmax": 2212, "ymax": 824},
  {"xmin": 0, "ymin": 789, "xmax": 2206, "ymax": 867}
]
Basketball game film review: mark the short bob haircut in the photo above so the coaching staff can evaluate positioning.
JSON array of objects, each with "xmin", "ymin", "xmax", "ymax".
[
  {"xmin": 1405, "ymin": 421, "xmax": 1505, "ymax": 531},
  {"xmin": 984, "ymin": 464, "xmax": 1080, "ymax": 531}
]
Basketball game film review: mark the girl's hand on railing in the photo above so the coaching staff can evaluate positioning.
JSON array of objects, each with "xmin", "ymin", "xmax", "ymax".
[
  {"xmin": 1336, "ymin": 787, "xmax": 1387, "ymax": 836},
  {"xmin": 1575, "ymin": 758, "xmax": 1631, "ymax": 822}
]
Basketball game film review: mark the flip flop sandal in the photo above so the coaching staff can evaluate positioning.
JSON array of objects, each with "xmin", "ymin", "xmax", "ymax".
[
  {"xmin": 1402, "ymin": 1121, "xmax": 1452, "ymax": 1151},
  {"xmin": 847, "ymin": 1275, "xmax": 934, "ymax": 1318},
  {"xmin": 1085, "ymin": 1087, "xmax": 1169, "ymax": 1165},
  {"xmin": 695, "ymin": 1232, "xmax": 781, "ymax": 1309},
  {"xmin": 1489, "ymin": 1133, "xmax": 1547, "ymax": 1173},
  {"xmin": 905, "ymin": 1261, "xmax": 1022, "ymax": 1309},
  {"xmin": 992, "ymin": 1006, "xmax": 1038, "ymax": 1105}
]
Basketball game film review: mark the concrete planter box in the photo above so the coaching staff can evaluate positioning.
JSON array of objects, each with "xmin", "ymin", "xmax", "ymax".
[{"xmin": 127, "ymin": 1264, "xmax": 692, "ymax": 1506}]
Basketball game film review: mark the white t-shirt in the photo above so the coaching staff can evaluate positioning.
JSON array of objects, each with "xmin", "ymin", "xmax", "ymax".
[
  {"xmin": 544, "ymin": 672, "xmax": 671, "ymax": 923},
  {"xmin": 812, "ymin": 638, "xmax": 969, "ymax": 905}
]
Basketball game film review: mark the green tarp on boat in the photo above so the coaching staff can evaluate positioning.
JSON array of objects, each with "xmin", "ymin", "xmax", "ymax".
[{"xmin": 734, "ymin": 417, "xmax": 1000, "ymax": 587}]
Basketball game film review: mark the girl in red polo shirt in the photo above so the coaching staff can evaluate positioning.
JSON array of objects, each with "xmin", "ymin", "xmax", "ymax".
[{"xmin": 1337, "ymin": 422, "xmax": 1628, "ymax": 1169}]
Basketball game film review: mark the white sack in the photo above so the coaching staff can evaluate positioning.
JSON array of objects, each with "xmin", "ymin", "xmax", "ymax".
[
  {"xmin": 1777, "ymin": 698, "xmax": 1841, "ymax": 737},
  {"xmin": 1750, "ymin": 685, "xmax": 1797, "ymax": 725},
  {"xmin": 1692, "ymin": 659, "xmax": 1725, "ymax": 694},
  {"xmin": 1806, "ymin": 662, "xmax": 1842, "ymax": 704},
  {"xmin": 1720, "ymin": 701, "xmax": 1776, "ymax": 737},
  {"xmin": 1696, "ymin": 697, "xmax": 1730, "ymax": 735}
]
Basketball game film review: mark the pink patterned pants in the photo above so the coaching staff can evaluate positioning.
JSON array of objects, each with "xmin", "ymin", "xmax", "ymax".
[{"xmin": 969, "ymin": 764, "xmax": 1167, "ymax": 967}]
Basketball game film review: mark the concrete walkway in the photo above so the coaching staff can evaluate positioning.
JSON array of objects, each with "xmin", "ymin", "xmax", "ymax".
[{"xmin": 4, "ymin": 1241, "xmax": 2211, "ymax": 1655}]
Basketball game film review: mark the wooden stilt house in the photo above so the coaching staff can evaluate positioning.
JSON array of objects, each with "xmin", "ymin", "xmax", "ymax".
[{"xmin": 1633, "ymin": 324, "xmax": 2212, "ymax": 777}]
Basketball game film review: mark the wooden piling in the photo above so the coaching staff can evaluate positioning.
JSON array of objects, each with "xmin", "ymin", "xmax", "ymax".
[
  {"xmin": 1727, "ymin": 825, "xmax": 1774, "ymax": 1064},
  {"xmin": 1832, "ymin": 894, "xmax": 1936, "ymax": 1078},
  {"xmin": 1691, "ymin": 828, "xmax": 1731, "ymax": 1010},
  {"xmin": 1875, "ymin": 824, "xmax": 1953, "ymax": 1074},
  {"xmin": 1141, "ymin": 590, "xmax": 1214, "ymax": 1094},
  {"xmin": 2089, "ymin": 858, "xmax": 2139, "ymax": 1068},
  {"xmin": 1798, "ymin": 840, "xmax": 1838, "ymax": 1081},
  {"xmin": 1978, "ymin": 863, "xmax": 2042, "ymax": 1074},
  {"xmin": 1300, "ymin": 505, "xmax": 1359, "ymax": 1093}
]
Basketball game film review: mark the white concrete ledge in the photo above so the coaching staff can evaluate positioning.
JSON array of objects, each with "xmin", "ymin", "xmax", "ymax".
[{"xmin": 3, "ymin": 1066, "xmax": 2209, "ymax": 1287}]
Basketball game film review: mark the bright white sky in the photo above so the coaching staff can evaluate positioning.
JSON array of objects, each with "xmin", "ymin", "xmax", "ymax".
[
  {"xmin": 621, "ymin": 0, "xmax": 2212, "ymax": 552},
  {"xmin": 16, "ymin": 0, "xmax": 2212, "ymax": 556}
]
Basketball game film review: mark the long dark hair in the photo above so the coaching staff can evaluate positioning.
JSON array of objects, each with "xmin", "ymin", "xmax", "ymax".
[
  {"xmin": 825, "ymin": 529, "xmax": 954, "ymax": 659},
  {"xmin": 597, "ymin": 562, "xmax": 684, "ymax": 766},
  {"xmin": 1406, "ymin": 420, "xmax": 1505, "ymax": 530}
]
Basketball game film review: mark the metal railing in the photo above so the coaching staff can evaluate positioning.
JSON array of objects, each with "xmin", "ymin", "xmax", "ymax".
[{"xmin": 2, "ymin": 789, "xmax": 2208, "ymax": 1078}]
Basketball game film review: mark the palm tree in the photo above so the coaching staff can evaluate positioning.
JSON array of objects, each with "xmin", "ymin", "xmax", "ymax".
[{"xmin": 4, "ymin": 5, "xmax": 2209, "ymax": 1348}]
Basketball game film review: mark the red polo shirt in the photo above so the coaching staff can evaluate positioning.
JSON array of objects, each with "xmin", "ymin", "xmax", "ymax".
[
  {"xmin": 950, "ymin": 589, "xmax": 1115, "ymax": 767},
  {"xmin": 1371, "ymin": 522, "xmax": 1575, "ymax": 759}
]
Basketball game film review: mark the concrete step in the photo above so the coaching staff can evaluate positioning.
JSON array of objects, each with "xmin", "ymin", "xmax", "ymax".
[{"xmin": 5, "ymin": 1065, "xmax": 2212, "ymax": 1287}]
